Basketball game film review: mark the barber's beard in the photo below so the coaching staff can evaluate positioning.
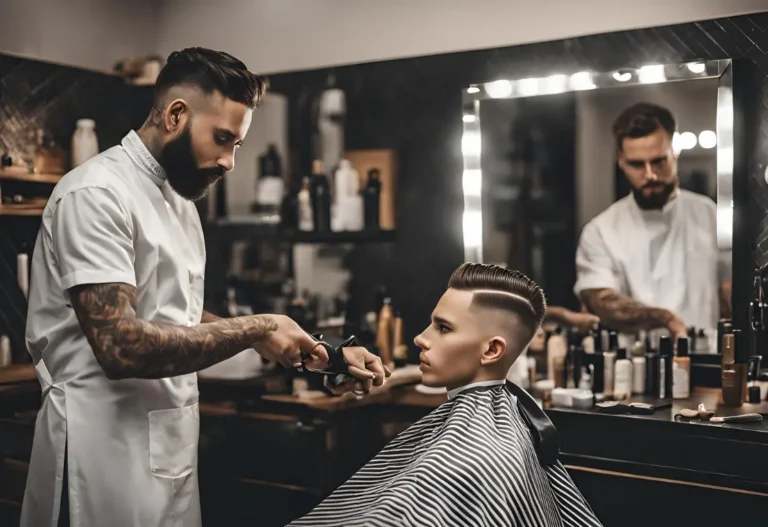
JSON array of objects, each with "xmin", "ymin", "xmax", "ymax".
[
  {"xmin": 159, "ymin": 126, "xmax": 224, "ymax": 201},
  {"xmin": 632, "ymin": 181, "xmax": 676, "ymax": 210}
]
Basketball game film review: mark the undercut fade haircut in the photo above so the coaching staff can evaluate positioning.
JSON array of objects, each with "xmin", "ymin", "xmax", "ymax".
[
  {"xmin": 612, "ymin": 102, "xmax": 676, "ymax": 152},
  {"xmin": 154, "ymin": 47, "xmax": 267, "ymax": 109},
  {"xmin": 448, "ymin": 263, "xmax": 547, "ymax": 340}
]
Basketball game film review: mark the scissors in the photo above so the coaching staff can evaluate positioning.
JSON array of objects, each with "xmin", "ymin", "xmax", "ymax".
[{"xmin": 299, "ymin": 334, "xmax": 366, "ymax": 397}]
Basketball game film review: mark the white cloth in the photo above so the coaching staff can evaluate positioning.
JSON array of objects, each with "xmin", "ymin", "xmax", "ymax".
[
  {"xmin": 447, "ymin": 379, "xmax": 506, "ymax": 400},
  {"xmin": 574, "ymin": 190, "xmax": 728, "ymax": 331},
  {"xmin": 21, "ymin": 131, "xmax": 205, "ymax": 527}
]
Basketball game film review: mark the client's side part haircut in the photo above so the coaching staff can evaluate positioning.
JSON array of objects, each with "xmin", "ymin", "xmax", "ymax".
[{"xmin": 448, "ymin": 263, "xmax": 547, "ymax": 345}]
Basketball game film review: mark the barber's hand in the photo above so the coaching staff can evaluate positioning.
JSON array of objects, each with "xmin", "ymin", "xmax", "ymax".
[
  {"xmin": 254, "ymin": 314, "xmax": 318, "ymax": 368},
  {"xmin": 667, "ymin": 314, "xmax": 688, "ymax": 341},
  {"xmin": 562, "ymin": 310, "xmax": 600, "ymax": 334}
]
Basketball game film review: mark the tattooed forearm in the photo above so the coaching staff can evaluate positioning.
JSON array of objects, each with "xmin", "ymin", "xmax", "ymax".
[
  {"xmin": 69, "ymin": 283, "xmax": 277, "ymax": 380},
  {"xmin": 579, "ymin": 288, "xmax": 674, "ymax": 333}
]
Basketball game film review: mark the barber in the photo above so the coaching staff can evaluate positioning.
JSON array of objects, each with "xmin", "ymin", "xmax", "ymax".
[
  {"xmin": 21, "ymin": 48, "xmax": 387, "ymax": 527},
  {"xmin": 574, "ymin": 102, "xmax": 731, "ymax": 340}
]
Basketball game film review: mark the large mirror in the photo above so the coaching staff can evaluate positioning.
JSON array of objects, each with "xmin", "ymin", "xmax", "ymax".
[{"xmin": 461, "ymin": 60, "xmax": 733, "ymax": 353}]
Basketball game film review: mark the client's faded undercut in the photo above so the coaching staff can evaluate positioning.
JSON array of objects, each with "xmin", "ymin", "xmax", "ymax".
[{"xmin": 448, "ymin": 263, "xmax": 547, "ymax": 341}]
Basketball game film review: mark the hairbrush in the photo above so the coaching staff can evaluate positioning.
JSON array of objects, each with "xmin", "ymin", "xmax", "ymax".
[{"xmin": 709, "ymin": 413, "xmax": 763, "ymax": 424}]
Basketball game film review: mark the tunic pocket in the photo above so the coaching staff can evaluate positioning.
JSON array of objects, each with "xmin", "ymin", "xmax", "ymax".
[{"xmin": 148, "ymin": 403, "xmax": 200, "ymax": 479}]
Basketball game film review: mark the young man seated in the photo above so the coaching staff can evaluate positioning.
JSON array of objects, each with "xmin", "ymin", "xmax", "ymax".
[{"xmin": 291, "ymin": 263, "xmax": 602, "ymax": 527}]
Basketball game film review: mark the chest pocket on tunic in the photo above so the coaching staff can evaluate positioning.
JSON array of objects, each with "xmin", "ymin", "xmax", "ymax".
[{"xmin": 148, "ymin": 403, "xmax": 200, "ymax": 479}]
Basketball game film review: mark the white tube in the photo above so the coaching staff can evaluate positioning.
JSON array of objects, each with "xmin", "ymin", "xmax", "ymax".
[{"xmin": 17, "ymin": 253, "xmax": 29, "ymax": 299}]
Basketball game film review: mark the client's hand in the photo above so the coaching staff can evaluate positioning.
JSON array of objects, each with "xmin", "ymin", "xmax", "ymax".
[{"xmin": 305, "ymin": 345, "xmax": 392, "ymax": 396}]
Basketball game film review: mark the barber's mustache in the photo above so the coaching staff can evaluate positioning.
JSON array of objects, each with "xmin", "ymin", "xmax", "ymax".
[
  {"xmin": 200, "ymin": 167, "xmax": 226, "ymax": 179},
  {"xmin": 641, "ymin": 181, "xmax": 670, "ymax": 189}
]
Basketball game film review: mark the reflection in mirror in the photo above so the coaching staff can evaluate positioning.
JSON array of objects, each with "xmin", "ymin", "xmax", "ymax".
[{"xmin": 461, "ymin": 61, "xmax": 732, "ymax": 354}]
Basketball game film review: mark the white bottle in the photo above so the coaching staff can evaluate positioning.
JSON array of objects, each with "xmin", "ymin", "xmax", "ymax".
[
  {"xmin": 507, "ymin": 350, "xmax": 530, "ymax": 389},
  {"xmin": 297, "ymin": 176, "xmax": 313, "ymax": 231},
  {"xmin": 71, "ymin": 119, "xmax": 99, "ymax": 167},
  {"xmin": 332, "ymin": 159, "xmax": 363, "ymax": 231},
  {"xmin": 632, "ymin": 356, "xmax": 646, "ymax": 395},
  {"xmin": 17, "ymin": 253, "xmax": 29, "ymax": 299},
  {"xmin": 0, "ymin": 335, "xmax": 11, "ymax": 367},
  {"xmin": 613, "ymin": 349, "xmax": 633, "ymax": 399},
  {"xmin": 546, "ymin": 328, "xmax": 567, "ymax": 386}
]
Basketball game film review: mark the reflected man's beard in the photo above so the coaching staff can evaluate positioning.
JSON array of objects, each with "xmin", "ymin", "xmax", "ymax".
[
  {"xmin": 159, "ymin": 126, "xmax": 224, "ymax": 201},
  {"xmin": 632, "ymin": 182, "xmax": 676, "ymax": 210}
]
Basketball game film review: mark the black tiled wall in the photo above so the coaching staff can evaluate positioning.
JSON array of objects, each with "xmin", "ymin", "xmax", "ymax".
[
  {"xmin": 267, "ymin": 13, "xmax": 768, "ymax": 348},
  {"xmin": 0, "ymin": 54, "xmax": 152, "ymax": 361}
]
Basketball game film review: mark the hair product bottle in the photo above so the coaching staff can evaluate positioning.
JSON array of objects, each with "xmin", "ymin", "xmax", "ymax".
[
  {"xmin": 673, "ymin": 337, "xmax": 691, "ymax": 399},
  {"xmin": 613, "ymin": 348, "xmax": 633, "ymax": 400}
]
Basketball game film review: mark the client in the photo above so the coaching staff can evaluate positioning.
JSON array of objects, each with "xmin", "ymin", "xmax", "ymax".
[{"xmin": 291, "ymin": 263, "xmax": 602, "ymax": 527}]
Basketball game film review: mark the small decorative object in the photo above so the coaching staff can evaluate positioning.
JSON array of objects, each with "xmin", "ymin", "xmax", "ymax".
[
  {"xmin": 697, "ymin": 403, "xmax": 714, "ymax": 420},
  {"xmin": 680, "ymin": 408, "xmax": 698, "ymax": 418}
]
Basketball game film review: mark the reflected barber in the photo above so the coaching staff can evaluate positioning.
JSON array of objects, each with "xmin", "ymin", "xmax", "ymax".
[
  {"xmin": 574, "ymin": 102, "xmax": 731, "ymax": 340},
  {"xmin": 21, "ymin": 48, "xmax": 387, "ymax": 527}
]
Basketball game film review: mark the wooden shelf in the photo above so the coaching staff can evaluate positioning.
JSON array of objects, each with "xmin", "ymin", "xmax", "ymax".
[
  {"xmin": 208, "ymin": 220, "xmax": 396, "ymax": 245},
  {"xmin": 0, "ymin": 167, "xmax": 62, "ymax": 184},
  {"xmin": 0, "ymin": 201, "xmax": 46, "ymax": 216}
]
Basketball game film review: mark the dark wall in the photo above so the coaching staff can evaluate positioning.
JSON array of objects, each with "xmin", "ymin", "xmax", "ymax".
[
  {"xmin": 0, "ymin": 54, "xmax": 152, "ymax": 361},
  {"xmin": 266, "ymin": 13, "xmax": 768, "ymax": 347}
]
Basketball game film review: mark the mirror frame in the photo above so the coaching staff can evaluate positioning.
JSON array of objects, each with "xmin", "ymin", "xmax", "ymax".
[{"xmin": 460, "ymin": 59, "xmax": 733, "ymax": 279}]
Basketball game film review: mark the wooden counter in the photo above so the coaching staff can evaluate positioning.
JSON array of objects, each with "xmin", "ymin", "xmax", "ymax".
[
  {"xmin": 546, "ymin": 389, "xmax": 768, "ymax": 527},
  {"xmin": 0, "ymin": 365, "xmax": 39, "ymax": 525}
]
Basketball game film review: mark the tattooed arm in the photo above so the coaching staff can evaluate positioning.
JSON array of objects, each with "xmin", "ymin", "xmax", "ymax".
[
  {"xmin": 70, "ymin": 282, "xmax": 280, "ymax": 380},
  {"xmin": 579, "ymin": 288, "xmax": 687, "ymax": 337},
  {"xmin": 544, "ymin": 306, "xmax": 600, "ymax": 333}
]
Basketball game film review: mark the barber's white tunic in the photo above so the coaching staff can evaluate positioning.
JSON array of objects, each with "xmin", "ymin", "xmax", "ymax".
[
  {"xmin": 21, "ymin": 131, "xmax": 205, "ymax": 527},
  {"xmin": 574, "ymin": 190, "xmax": 729, "ymax": 331}
]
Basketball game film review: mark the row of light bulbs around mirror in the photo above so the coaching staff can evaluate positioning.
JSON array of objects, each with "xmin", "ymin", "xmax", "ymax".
[
  {"xmin": 460, "ymin": 129, "xmax": 718, "ymax": 158},
  {"xmin": 468, "ymin": 62, "xmax": 708, "ymax": 99}
]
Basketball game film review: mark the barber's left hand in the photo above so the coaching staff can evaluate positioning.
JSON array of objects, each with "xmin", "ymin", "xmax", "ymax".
[{"xmin": 563, "ymin": 311, "xmax": 600, "ymax": 334}]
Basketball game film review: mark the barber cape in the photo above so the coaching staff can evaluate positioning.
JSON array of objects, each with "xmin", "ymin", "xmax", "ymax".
[{"xmin": 290, "ymin": 380, "xmax": 602, "ymax": 527}]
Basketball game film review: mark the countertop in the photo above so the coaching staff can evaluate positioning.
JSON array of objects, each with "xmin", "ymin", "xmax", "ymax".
[
  {"xmin": 547, "ymin": 388, "xmax": 768, "ymax": 439},
  {"xmin": 0, "ymin": 365, "xmax": 38, "ymax": 399}
]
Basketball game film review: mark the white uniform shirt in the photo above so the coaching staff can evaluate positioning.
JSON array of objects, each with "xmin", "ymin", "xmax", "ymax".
[
  {"xmin": 574, "ymin": 189, "xmax": 728, "ymax": 331},
  {"xmin": 22, "ymin": 131, "xmax": 205, "ymax": 527}
]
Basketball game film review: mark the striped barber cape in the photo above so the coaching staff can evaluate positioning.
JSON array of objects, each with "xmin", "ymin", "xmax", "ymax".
[{"xmin": 290, "ymin": 381, "xmax": 602, "ymax": 527}]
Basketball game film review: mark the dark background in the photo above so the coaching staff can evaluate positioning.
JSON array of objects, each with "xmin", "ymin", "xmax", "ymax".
[{"xmin": 1, "ymin": 13, "xmax": 768, "ymax": 359}]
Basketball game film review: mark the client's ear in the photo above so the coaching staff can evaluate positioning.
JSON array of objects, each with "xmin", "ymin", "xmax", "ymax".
[{"xmin": 480, "ymin": 337, "xmax": 507, "ymax": 365}]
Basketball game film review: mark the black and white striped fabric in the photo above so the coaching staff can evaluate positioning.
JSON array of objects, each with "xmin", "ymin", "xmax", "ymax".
[{"xmin": 290, "ymin": 383, "xmax": 602, "ymax": 527}]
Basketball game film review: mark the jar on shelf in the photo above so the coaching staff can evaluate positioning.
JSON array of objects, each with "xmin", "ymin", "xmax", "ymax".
[{"xmin": 71, "ymin": 119, "xmax": 99, "ymax": 168}]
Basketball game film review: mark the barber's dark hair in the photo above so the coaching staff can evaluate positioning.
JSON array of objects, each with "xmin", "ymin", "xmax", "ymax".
[
  {"xmin": 612, "ymin": 102, "xmax": 676, "ymax": 151},
  {"xmin": 154, "ymin": 47, "xmax": 266, "ymax": 109},
  {"xmin": 448, "ymin": 263, "xmax": 547, "ymax": 339}
]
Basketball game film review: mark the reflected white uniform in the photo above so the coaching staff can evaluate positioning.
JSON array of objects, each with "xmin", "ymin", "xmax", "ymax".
[{"xmin": 574, "ymin": 189, "xmax": 729, "ymax": 331}]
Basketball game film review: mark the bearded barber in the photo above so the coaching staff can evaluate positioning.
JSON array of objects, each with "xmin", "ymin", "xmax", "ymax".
[
  {"xmin": 574, "ymin": 102, "xmax": 731, "ymax": 340},
  {"xmin": 21, "ymin": 48, "xmax": 388, "ymax": 527}
]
